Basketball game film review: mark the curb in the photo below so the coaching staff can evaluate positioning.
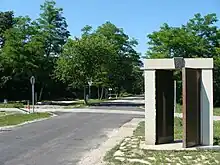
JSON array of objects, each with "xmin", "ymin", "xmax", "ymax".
[
  {"xmin": 0, "ymin": 113, "xmax": 57, "ymax": 132},
  {"xmin": 77, "ymin": 118, "xmax": 144, "ymax": 165}
]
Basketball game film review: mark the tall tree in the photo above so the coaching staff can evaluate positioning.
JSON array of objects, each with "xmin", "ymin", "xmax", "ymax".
[
  {"xmin": 0, "ymin": 11, "xmax": 14, "ymax": 48},
  {"xmin": 0, "ymin": 16, "xmax": 44, "ymax": 99},
  {"xmin": 147, "ymin": 13, "xmax": 220, "ymax": 105},
  {"xmin": 55, "ymin": 33, "xmax": 116, "ymax": 101},
  {"xmin": 34, "ymin": 0, "xmax": 70, "ymax": 100},
  {"xmin": 37, "ymin": 0, "xmax": 70, "ymax": 57},
  {"xmin": 96, "ymin": 22, "xmax": 142, "ymax": 94}
]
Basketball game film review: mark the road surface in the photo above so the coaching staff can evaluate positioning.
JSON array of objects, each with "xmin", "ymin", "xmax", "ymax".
[{"xmin": 0, "ymin": 112, "xmax": 142, "ymax": 165}]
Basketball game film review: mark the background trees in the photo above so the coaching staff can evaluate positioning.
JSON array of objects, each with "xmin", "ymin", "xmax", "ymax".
[
  {"xmin": 146, "ymin": 13, "xmax": 220, "ymax": 106},
  {"xmin": 0, "ymin": 0, "xmax": 143, "ymax": 101}
]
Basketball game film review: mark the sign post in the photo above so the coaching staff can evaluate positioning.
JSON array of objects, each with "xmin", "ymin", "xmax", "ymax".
[{"xmin": 30, "ymin": 76, "xmax": 35, "ymax": 113}]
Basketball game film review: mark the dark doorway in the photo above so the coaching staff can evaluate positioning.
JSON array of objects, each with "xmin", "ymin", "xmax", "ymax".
[
  {"xmin": 156, "ymin": 70, "xmax": 174, "ymax": 144},
  {"xmin": 182, "ymin": 68, "xmax": 201, "ymax": 148}
]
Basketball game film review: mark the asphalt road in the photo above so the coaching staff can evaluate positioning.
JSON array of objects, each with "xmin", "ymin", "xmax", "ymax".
[
  {"xmin": 0, "ymin": 112, "xmax": 142, "ymax": 165},
  {"xmin": 89, "ymin": 96, "xmax": 144, "ymax": 111}
]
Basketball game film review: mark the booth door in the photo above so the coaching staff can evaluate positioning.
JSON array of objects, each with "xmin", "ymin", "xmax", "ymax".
[
  {"xmin": 156, "ymin": 70, "xmax": 174, "ymax": 144},
  {"xmin": 182, "ymin": 68, "xmax": 201, "ymax": 148}
]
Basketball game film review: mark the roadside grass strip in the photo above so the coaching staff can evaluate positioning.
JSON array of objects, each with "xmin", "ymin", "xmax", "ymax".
[
  {"xmin": 0, "ymin": 112, "xmax": 51, "ymax": 127},
  {"xmin": 104, "ymin": 118, "xmax": 220, "ymax": 165}
]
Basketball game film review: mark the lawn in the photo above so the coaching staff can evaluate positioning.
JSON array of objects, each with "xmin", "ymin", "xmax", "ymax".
[
  {"xmin": 0, "ymin": 102, "xmax": 24, "ymax": 108},
  {"xmin": 0, "ymin": 112, "xmax": 51, "ymax": 127},
  {"xmin": 0, "ymin": 99, "xmax": 109, "ymax": 109},
  {"xmin": 104, "ymin": 118, "xmax": 220, "ymax": 165},
  {"xmin": 176, "ymin": 104, "xmax": 220, "ymax": 116},
  {"xmin": 0, "ymin": 111, "xmax": 17, "ymax": 117}
]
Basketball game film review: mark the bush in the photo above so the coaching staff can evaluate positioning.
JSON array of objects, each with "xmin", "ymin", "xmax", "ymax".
[{"xmin": 0, "ymin": 103, "xmax": 24, "ymax": 108}]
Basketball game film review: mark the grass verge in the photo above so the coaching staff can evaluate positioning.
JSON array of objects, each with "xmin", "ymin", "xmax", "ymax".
[
  {"xmin": 0, "ymin": 112, "xmax": 51, "ymax": 127},
  {"xmin": 176, "ymin": 104, "xmax": 220, "ymax": 116},
  {"xmin": 104, "ymin": 118, "xmax": 220, "ymax": 165},
  {"xmin": 0, "ymin": 103, "xmax": 24, "ymax": 108}
]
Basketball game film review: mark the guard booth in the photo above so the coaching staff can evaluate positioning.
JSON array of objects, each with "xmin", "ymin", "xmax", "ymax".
[{"xmin": 143, "ymin": 58, "xmax": 213, "ymax": 148}]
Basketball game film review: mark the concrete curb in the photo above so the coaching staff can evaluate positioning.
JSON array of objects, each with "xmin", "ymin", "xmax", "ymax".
[
  {"xmin": 0, "ymin": 113, "xmax": 57, "ymax": 132},
  {"xmin": 77, "ymin": 118, "xmax": 144, "ymax": 165}
]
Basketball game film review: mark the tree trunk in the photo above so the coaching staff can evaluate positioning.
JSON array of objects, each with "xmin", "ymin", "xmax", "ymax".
[
  {"xmin": 84, "ymin": 85, "xmax": 88, "ymax": 105},
  {"xmin": 97, "ymin": 85, "xmax": 100, "ymax": 100},
  {"xmin": 38, "ymin": 84, "xmax": 44, "ymax": 101},
  {"xmin": 100, "ymin": 86, "xmax": 104, "ymax": 100}
]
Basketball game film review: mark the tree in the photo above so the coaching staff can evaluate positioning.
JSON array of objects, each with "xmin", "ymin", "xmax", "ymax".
[
  {"xmin": 55, "ymin": 33, "xmax": 117, "ymax": 102},
  {"xmin": 36, "ymin": 0, "xmax": 70, "ymax": 57},
  {"xmin": 95, "ymin": 22, "xmax": 142, "ymax": 94},
  {"xmin": 33, "ymin": 0, "xmax": 70, "ymax": 100},
  {"xmin": 0, "ymin": 11, "xmax": 14, "ymax": 48},
  {"xmin": 0, "ymin": 16, "xmax": 45, "ymax": 99},
  {"xmin": 146, "ymin": 13, "xmax": 220, "ymax": 105}
]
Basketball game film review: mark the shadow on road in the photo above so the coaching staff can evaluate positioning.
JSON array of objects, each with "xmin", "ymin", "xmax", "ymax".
[{"xmin": 89, "ymin": 102, "xmax": 144, "ymax": 107}]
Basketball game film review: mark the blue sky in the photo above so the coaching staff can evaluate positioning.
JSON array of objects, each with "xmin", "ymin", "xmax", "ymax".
[{"xmin": 0, "ymin": 0, "xmax": 220, "ymax": 55}]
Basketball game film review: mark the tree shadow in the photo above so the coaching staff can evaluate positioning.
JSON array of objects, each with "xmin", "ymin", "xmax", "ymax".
[{"xmin": 89, "ymin": 101, "xmax": 144, "ymax": 107}]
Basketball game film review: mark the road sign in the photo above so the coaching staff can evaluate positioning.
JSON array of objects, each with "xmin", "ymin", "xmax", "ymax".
[{"xmin": 30, "ymin": 76, "xmax": 35, "ymax": 85}]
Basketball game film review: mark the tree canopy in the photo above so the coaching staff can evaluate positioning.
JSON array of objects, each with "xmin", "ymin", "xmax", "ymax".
[
  {"xmin": 0, "ymin": 0, "xmax": 143, "ymax": 101},
  {"xmin": 146, "ymin": 13, "xmax": 220, "ymax": 105}
]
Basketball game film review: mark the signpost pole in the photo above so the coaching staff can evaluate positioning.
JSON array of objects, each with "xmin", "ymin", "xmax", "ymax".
[
  {"xmin": 32, "ymin": 84, "xmax": 35, "ymax": 113},
  {"xmin": 30, "ymin": 76, "xmax": 35, "ymax": 113}
]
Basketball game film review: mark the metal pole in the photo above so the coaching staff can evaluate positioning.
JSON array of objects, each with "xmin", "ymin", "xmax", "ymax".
[
  {"xmin": 32, "ymin": 84, "xmax": 35, "ymax": 113},
  {"xmin": 174, "ymin": 80, "xmax": 177, "ymax": 113}
]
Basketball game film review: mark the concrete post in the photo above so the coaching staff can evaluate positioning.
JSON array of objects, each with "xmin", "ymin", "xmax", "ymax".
[
  {"xmin": 200, "ymin": 69, "xmax": 213, "ymax": 146},
  {"xmin": 145, "ymin": 70, "xmax": 156, "ymax": 145}
]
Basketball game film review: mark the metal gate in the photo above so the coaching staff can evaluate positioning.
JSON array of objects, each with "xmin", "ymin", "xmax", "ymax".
[
  {"xmin": 156, "ymin": 70, "xmax": 174, "ymax": 144},
  {"xmin": 182, "ymin": 68, "xmax": 201, "ymax": 148}
]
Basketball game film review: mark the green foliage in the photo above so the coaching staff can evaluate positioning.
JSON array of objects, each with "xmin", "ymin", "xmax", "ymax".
[
  {"xmin": 0, "ymin": 11, "xmax": 14, "ymax": 48},
  {"xmin": 0, "ymin": 1, "xmax": 143, "ymax": 101},
  {"xmin": 147, "ymin": 13, "xmax": 220, "ymax": 105},
  {"xmin": 37, "ymin": 0, "xmax": 70, "ymax": 56},
  {"xmin": 0, "ymin": 103, "xmax": 24, "ymax": 108},
  {"xmin": 55, "ymin": 34, "xmax": 116, "ymax": 87},
  {"xmin": 55, "ymin": 22, "xmax": 143, "ymax": 99}
]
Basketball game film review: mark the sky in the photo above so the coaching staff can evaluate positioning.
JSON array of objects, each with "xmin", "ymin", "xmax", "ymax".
[{"xmin": 0, "ymin": 0, "xmax": 220, "ymax": 56}]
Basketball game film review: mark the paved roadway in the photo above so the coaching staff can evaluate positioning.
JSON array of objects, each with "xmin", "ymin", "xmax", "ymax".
[
  {"xmin": 89, "ymin": 96, "xmax": 144, "ymax": 111},
  {"xmin": 0, "ymin": 97, "xmax": 144, "ymax": 165}
]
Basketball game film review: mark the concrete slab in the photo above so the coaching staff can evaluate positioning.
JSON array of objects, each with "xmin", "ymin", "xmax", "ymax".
[
  {"xmin": 140, "ymin": 141, "xmax": 196, "ymax": 151},
  {"xmin": 140, "ymin": 141, "xmax": 220, "ymax": 151}
]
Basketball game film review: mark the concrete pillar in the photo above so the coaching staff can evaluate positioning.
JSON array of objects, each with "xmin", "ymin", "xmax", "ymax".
[
  {"xmin": 145, "ymin": 70, "xmax": 156, "ymax": 144},
  {"xmin": 200, "ymin": 69, "xmax": 213, "ymax": 146}
]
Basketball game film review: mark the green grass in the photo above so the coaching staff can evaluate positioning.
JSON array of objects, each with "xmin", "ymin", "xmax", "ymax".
[
  {"xmin": 0, "ymin": 112, "xmax": 51, "ymax": 127},
  {"xmin": 214, "ymin": 108, "xmax": 220, "ymax": 116},
  {"xmin": 0, "ymin": 103, "xmax": 24, "ymax": 108},
  {"xmin": 0, "ymin": 111, "xmax": 17, "ymax": 117},
  {"xmin": 134, "ymin": 118, "xmax": 220, "ymax": 145},
  {"xmin": 104, "ymin": 118, "xmax": 220, "ymax": 164},
  {"xmin": 176, "ymin": 104, "xmax": 220, "ymax": 116}
]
